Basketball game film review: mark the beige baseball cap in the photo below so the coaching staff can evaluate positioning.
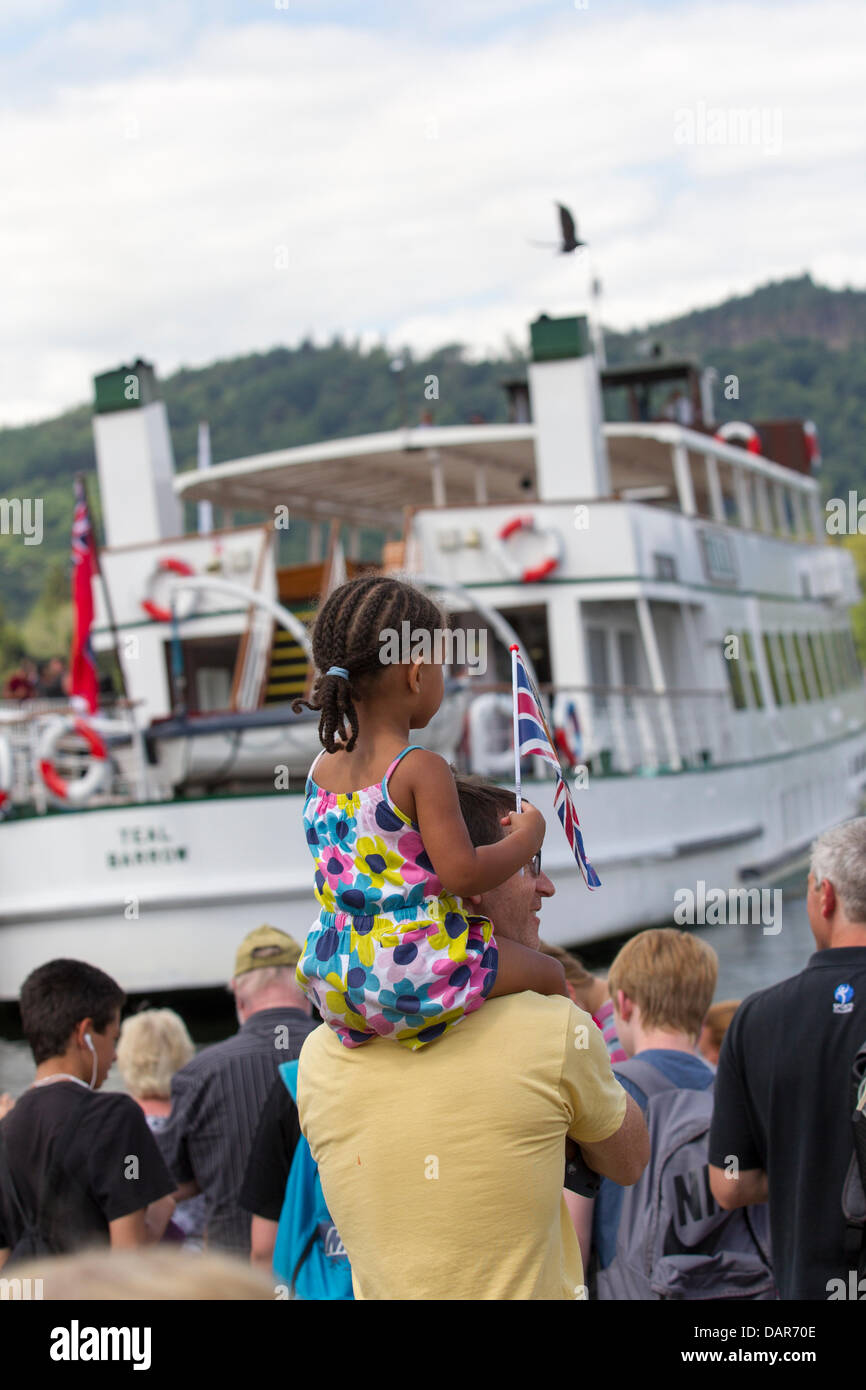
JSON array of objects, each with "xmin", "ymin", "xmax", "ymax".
[{"xmin": 233, "ymin": 925, "xmax": 303, "ymax": 979}]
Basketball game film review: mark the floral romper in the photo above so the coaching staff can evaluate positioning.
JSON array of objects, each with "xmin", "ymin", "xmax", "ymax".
[{"xmin": 296, "ymin": 745, "xmax": 499, "ymax": 1049}]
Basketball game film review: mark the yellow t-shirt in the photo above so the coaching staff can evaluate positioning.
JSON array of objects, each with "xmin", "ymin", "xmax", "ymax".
[{"xmin": 297, "ymin": 992, "xmax": 627, "ymax": 1300}]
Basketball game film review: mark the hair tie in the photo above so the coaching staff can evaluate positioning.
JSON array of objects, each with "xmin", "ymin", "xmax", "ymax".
[{"xmin": 326, "ymin": 666, "xmax": 349, "ymax": 679}]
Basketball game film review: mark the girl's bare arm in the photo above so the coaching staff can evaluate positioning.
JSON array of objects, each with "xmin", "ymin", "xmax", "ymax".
[{"xmin": 487, "ymin": 937, "xmax": 569, "ymax": 999}]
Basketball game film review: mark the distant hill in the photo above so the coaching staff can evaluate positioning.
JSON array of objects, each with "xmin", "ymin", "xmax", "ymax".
[
  {"xmin": 1, "ymin": 274, "xmax": 864, "ymax": 648},
  {"xmin": 605, "ymin": 273, "xmax": 866, "ymax": 355}
]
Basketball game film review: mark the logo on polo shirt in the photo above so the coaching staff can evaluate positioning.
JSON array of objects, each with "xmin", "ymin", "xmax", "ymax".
[{"xmin": 833, "ymin": 983, "xmax": 855, "ymax": 1014}]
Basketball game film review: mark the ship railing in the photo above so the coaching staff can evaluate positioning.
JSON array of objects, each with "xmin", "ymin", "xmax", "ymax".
[
  {"xmin": 460, "ymin": 682, "xmax": 733, "ymax": 778},
  {"xmin": 566, "ymin": 685, "xmax": 734, "ymax": 776},
  {"xmin": 0, "ymin": 698, "xmax": 160, "ymax": 814}
]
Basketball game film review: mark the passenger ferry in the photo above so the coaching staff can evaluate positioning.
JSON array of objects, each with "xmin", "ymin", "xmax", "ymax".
[{"xmin": 1, "ymin": 311, "xmax": 864, "ymax": 998}]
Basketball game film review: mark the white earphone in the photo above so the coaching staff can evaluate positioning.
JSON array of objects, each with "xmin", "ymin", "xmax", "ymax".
[{"xmin": 83, "ymin": 1031, "xmax": 97, "ymax": 1088}]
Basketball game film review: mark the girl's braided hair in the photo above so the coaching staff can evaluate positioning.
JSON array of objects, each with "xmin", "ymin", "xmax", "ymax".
[{"xmin": 293, "ymin": 575, "xmax": 445, "ymax": 753}]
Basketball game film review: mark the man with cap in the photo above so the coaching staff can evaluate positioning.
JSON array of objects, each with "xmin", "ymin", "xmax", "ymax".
[{"xmin": 155, "ymin": 926, "xmax": 315, "ymax": 1258}]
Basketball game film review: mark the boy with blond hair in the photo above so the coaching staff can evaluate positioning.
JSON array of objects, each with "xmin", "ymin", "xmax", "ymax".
[{"xmin": 569, "ymin": 928, "xmax": 774, "ymax": 1299}]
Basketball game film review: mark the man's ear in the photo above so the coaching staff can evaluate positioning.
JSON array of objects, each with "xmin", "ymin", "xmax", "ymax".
[{"xmin": 819, "ymin": 878, "xmax": 836, "ymax": 919}]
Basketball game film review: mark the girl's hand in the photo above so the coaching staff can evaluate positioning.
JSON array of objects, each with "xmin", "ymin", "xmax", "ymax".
[{"xmin": 501, "ymin": 801, "xmax": 545, "ymax": 851}]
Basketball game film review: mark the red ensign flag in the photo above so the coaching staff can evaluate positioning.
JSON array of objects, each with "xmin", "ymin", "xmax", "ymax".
[{"xmin": 70, "ymin": 478, "xmax": 99, "ymax": 713}]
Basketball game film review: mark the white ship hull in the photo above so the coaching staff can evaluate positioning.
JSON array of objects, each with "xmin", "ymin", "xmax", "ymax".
[{"xmin": 2, "ymin": 726, "xmax": 864, "ymax": 999}]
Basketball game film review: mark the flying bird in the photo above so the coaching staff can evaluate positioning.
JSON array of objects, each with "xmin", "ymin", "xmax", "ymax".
[{"xmin": 529, "ymin": 202, "xmax": 586, "ymax": 254}]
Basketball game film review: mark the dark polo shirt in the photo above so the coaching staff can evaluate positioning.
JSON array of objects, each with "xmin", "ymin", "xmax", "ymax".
[
  {"xmin": 155, "ymin": 1006, "xmax": 315, "ymax": 1256},
  {"xmin": 708, "ymin": 946, "xmax": 866, "ymax": 1299}
]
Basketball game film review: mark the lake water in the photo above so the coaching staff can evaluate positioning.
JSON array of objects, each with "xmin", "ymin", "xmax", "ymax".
[{"xmin": 0, "ymin": 881, "xmax": 815, "ymax": 1097}]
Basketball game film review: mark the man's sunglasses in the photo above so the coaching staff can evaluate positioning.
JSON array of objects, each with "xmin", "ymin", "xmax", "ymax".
[{"xmin": 527, "ymin": 850, "xmax": 542, "ymax": 877}]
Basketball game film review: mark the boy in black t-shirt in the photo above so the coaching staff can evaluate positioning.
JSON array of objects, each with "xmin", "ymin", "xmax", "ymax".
[{"xmin": 0, "ymin": 959, "xmax": 176, "ymax": 1266}]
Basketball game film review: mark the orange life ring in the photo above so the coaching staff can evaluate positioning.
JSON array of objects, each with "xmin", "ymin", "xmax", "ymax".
[
  {"xmin": 141, "ymin": 556, "xmax": 197, "ymax": 624},
  {"xmin": 494, "ymin": 515, "xmax": 563, "ymax": 583}
]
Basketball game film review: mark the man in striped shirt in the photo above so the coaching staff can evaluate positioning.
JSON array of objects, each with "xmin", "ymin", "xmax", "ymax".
[{"xmin": 155, "ymin": 926, "xmax": 315, "ymax": 1257}]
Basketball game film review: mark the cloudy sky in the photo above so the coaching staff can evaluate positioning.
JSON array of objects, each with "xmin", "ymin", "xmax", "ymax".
[{"xmin": 1, "ymin": 0, "xmax": 863, "ymax": 426}]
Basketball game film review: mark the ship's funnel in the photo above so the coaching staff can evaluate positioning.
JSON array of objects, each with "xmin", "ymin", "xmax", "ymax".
[
  {"xmin": 92, "ymin": 360, "xmax": 183, "ymax": 548},
  {"xmin": 527, "ymin": 314, "xmax": 610, "ymax": 501}
]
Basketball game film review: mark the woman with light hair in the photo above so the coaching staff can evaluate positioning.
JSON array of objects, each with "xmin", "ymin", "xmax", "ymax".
[{"xmin": 117, "ymin": 1009, "xmax": 206, "ymax": 1250}]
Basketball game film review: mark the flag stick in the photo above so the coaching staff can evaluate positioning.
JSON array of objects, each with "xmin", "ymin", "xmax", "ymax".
[{"xmin": 510, "ymin": 643, "xmax": 522, "ymax": 813}]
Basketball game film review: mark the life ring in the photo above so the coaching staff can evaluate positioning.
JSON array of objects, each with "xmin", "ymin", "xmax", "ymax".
[
  {"xmin": 466, "ymin": 693, "xmax": 515, "ymax": 778},
  {"xmin": 714, "ymin": 421, "xmax": 761, "ymax": 455},
  {"xmin": 38, "ymin": 718, "xmax": 110, "ymax": 805},
  {"xmin": 494, "ymin": 515, "xmax": 563, "ymax": 582},
  {"xmin": 0, "ymin": 733, "xmax": 13, "ymax": 816},
  {"xmin": 141, "ymin": 556, "xmax": 198, "ymax": 624}
]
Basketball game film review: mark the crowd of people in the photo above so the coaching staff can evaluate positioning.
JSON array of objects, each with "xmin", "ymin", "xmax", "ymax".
[
  {"xmin": 0, "ymin": 807, "xmax": 865, "ymax": 1301},
  {"xmin": 1, "ymin": 575, "xmax": 865, "ymax": 1301},
  {"xmin": 1, "ymin": 655, "xmax": 70, "ymax": 701}
]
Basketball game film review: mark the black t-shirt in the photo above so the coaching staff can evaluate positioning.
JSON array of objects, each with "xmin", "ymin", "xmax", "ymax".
[
  {"xmin": 708, "ymin": 946, "xmax": 866, "ymax": 1300},
  {"xmin": 0, "ymin": 1081, "xmax": 175, "ymax": 1255},
  {"xmin": 238, "ymin": 1075, "xmax": 302, "ymax": 1222}
]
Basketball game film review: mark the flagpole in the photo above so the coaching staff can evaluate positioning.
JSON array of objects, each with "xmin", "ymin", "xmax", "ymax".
[
  {"xmin": 78, "ymin": 473, "xmax": 131, "ymax": 707},
  {"xmin": 510, "ymin": 643, "xmax": 522, "ymax": 813}
]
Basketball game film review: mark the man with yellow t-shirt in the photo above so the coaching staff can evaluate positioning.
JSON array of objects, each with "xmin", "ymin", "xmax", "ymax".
[{"xmin": 298, "ymin": 777, "xmax": 648, "ymax": 1300}]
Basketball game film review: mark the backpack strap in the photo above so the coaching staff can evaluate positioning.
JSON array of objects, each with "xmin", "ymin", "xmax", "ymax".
[
  {"xmin": 613, "ymin": 1057, "xmax": 681, "ymax": 1101},
  {"xmin": 279, "ymin": 1060, "xmax": 299, "ymax": 1104},
  {"xmin": 0, "ymin": 1101, "xmax": 84, "ymax": 1258},
  {"xmin": 275, "ymin": 1060, "xmax": 332, "ymax": 1298}
]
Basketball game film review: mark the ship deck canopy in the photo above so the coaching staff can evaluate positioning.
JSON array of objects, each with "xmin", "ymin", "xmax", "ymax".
[
  {"xmin": 173, "ymin": 424, "xmax": 538, "ymax": 530},
  {"xmin": 174, "ymin": 420, "xmax": 819, "ymax": 532}
]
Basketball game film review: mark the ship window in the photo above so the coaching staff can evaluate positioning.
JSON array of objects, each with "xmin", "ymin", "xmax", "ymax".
[
  {"xmin": 741, "ymin": 632, "xmax": 764, "ymax": 708},
  {"xmin": 818, "ymin": 631, "xmax": 839, "ymax": 693},
  {"xmin": 778, "ymin": 634, "xmax": 800, "ymax": 703},
  {"xmin": 762, "ymin": 633, "xmax": 783, "ymax": 705},
  {"xmin": 836, "ymin": 631, "xmax": 854, "ymax": 688},
  {"xmin": 618, "ymin": 630, "xmax": 639, "ymax": 715},
  {"xmin": 500, "ymin": 605, "xmax": 551, "ymax": 687},
  {"xmin": 587, "ymin": 627, "xmax": 610, "ymax": 714},
  {"xmin": 165, "ymin": 635, "xmax": 242, "ymax": 714},
  {"xmin": 843, "ymin": 631, "xmax": 862, "ymax": 686},
  {"xmin": 653, "ymin": 553, "xmax": 677, "ymax": 581},
  {"xmin": 793, "ymin": 634, "xmax": 815, "ymax": 701},
  {"xmin": 618, "ymin": 631, "xmax": 639, "ymax": 687},
  {"xmin": 807, "ymin": 634, "xmax": 828, "ymax": 699},
  {"xmin": 723, "ymin": 639, "xmax": 748, "ymax": 710}
]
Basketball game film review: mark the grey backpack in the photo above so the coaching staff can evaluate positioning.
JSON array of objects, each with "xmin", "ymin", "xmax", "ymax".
[{"xmin": 596, "ymin": 1058, "xmax": 777, "ymax": 1301}]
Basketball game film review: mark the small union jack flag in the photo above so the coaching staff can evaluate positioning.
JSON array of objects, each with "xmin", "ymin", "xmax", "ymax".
[{"xmin": 512, "ymin": 646, "xmax": 601, "ymax": 890}]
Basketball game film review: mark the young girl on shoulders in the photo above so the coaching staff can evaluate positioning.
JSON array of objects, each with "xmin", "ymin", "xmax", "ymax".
[{"xmin": 293, "ymin": 575, "xmax": 567, "ymax": 1049}]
